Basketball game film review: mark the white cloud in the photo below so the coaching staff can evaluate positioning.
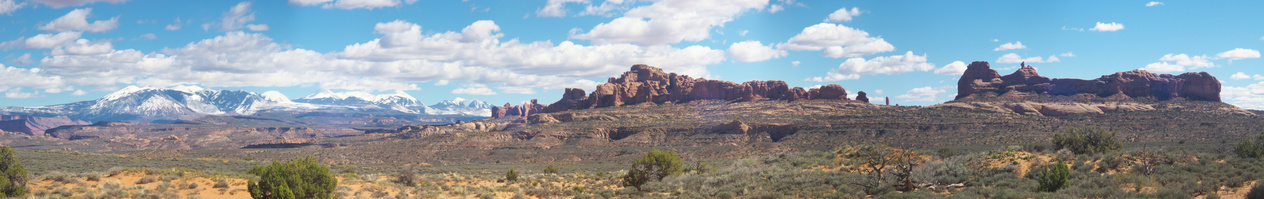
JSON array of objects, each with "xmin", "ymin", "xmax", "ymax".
[
  {"xmin": 992, "ymin": 41, "xmax": 1026, "ymax": 51},
  {"xmin": 1145, "ymin": 1, "xmax": 1164, "ymax": 7},
  {"xmin": 1060, "ymin": 52, "xmax": 1075, "ymax": 57},
  {"xmin": 824, "ymin": 7, "xmax": 861, "ymax": 22},
  {"xmin": 577, "ymin": 0, "xmax": 627, "ymax": 17},
  {"xmin": 452, "ymin": 83, "xmax": 496, "ymax": 95},
  {"xmin": 1061, "ymin": 26, "xmax": 1084, "ymax": 32},
  {"xmin": 1260, "ymin": 36, "xmax": 1264, "ymax": 40},
  {"xmin": 433, "ymin": 80, "xmax": 449, "ymax": 86},
  {"xmin": 29, "ymin": 20, "xmax": 723, "ymax": 94},
  {"xmin": 808, "ymin": 51, "xmax": 933, "ymax": 82},
  {"xmin": 804, "ymin": 73, "xmax": 858, "ymax": 82},
  {"xmin": 726, "ymin": 40, "xmax": 785, "ymax": 63},
  {"xmin": 8, "ymin": 53, "xmax": 35, "ymax": 65},
  {"xmin": 4, "ymin": 31, "xmax": 114, "ymax": 55},
  {"xmin": 768, "ymin": 4, "xmax": 783, "ymax": 13},
  {"xmin": 71, "ymin": 89, "xmax": 86, "ymax": 95},
  {"xmin": 570, "ymin": 0, "xmax": 768, "ymax": 46},
  {"xmin": 739, "ymin": 30, "xmax": 749, "ymax": 36},
  {"xmin": 205, "ymin": 2, "xmax": 258, "ymax": 32},
  {"xmin": 896, "ymin": 87, "xmax": 945, "ymax": 102},
  {"xmin": 138, "ymin": 33, "xmax": 157, "ymax": 40},
  {"xmin": 1159, "ymin": 53, "xmax": 1214, "ymax": 68},
  {"xmin": 1223, "ymin": 82, "xmax": 1264, "ymax": 110},
  {"xmin": 933, "ymin": 61, "xmax": 967, "ymax": 75},
  {"xmin": 1089, "ymin": 22, "xmax": 1124, "ymax": 32},
  {"xmin": 1, "ymin": 64, "xmax": 68, "ymax": 94},
  {"xmin": 247, "ymin": 24, "xmax": 270, "ymax": 31},
  {"xmin": 165, "ymin": 17, "xmax": 183, "ymax": 31},
  {"xmin": 19, "ymin": 31, "xmax": 83, "ymax": 49},
  {"xmin": 1142, "ymin": 62, "xmax": 1184, "ymax": 73},
  {"xmin": 50, "ymin": 39, "xmax": 113, "ymax": 55},
  {"xmin": 1229, "ymin": 72, "xmax": 1264, "ymax": 80},
  {"xmin": 30, "ymin": 0, "xmax": 125, "ymax": 8},
  {"xmin": 38, "ymin": 8, "xmax": 119, "ymax": 33},
  {"xmin": 791, "ymin": 60, "xmax": 800, "ymax": 67},
  {"xmin": 4, "ymin": 88, "xmax": 38, "ymax": 98},
  {"xmin": 0, "ymin": 0, "xmax": 26, "ymax": 15},
  {"xmin": 536, "ymin": 0, "xmax": 584, "ymax": 17},
  {"xmin": 1216, "ymin": 48, "xmax": 1260, "ymax": 60},
  {"xmin": 996, "ymin": 53, "xmax": 1058, "ymax": 64},
  {"xmin": 782, "ymin": 23, "xmax": 894, "ymax": 58}
]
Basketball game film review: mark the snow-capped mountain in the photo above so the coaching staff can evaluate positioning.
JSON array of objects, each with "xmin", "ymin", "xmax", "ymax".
[
  {"xmin": 293, "ymin": 90, "xmax": 428, "ymax": 114},
  {"xmin": 427, "ymin": 98, "xmax": 493, "ymax": 117},
  {"xmin": 0, "ymin": 87, "xmax": 494, "ymax": 122}
]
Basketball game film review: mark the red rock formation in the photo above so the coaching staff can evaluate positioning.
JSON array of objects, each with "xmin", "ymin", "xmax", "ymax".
[
  {"xmin": 956, "ymin": 61, "xmax": 1221, "ymax": 102},
  {"xmin": 491, "ymin": 64, "xmax": 859, "ymax": 118},
  {"xmin": 856, "ymin": 91, "xmax": 869, "ymax": 103},
  {"xmin": 0, "ymin": 115, "xmax": 91, "ymax": 136}
]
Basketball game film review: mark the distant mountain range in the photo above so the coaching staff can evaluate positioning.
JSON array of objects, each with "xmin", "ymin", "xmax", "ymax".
[{"xmin": 0, "ymin": 86, "xmax": 492, "ymax": 122}]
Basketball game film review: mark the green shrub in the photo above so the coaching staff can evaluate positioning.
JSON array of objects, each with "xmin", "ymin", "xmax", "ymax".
[
  {"xmin": 544, "ymin": 165, "xmax": 559, "ymax": 174},
  {"xmin": 506, "ymin": 168, "xmax": 518, "ymax": 181},
  {"xmin": 1237, "ymin": 140, "xmax": 1264, "ymax": 159},
  {"xmin": 247, "ymin": 156, "xmax": 337, "ymax": 199},
  {"xmin": 1, "ymin": 146, "xmax": 28, "ymax": 197},
  {"xmin": 1051, "ymin": 126, "xmax": 1121, "ymax": 155},
  {"xmin": 1248, "ymin": 182, "xmax": 1264, "ymax": 199},
  {"xmin": 1035, "ymin": 160, "xmax": 1069, "ymax": 192},
  {"xmin": 393, "ymin": 167, "xmax": 418, "ymax": 187},
  {"xmin": 622, "ymin": 149, "xmax": 682, "ymax": 191}
]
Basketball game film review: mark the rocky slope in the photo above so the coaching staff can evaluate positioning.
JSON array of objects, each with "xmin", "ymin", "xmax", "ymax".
[
  {"xmin": 956, "ymin": 61, "xmax": 1220, "ymax": 101},
  {"xmin": 492, "ymin": 64, "xmax": 858, "ymax": 118},
  {"xmin": 0, "ymin": 115, "xmax": 90, "ymax": 136}
]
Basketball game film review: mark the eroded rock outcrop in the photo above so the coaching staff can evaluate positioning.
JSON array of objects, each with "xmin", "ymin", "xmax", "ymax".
[
  {"xmin": 493, "ymin": 64, "xmax": 860, "ymax": 118},
  {"xmin": 956, "ymin": 61, "xmax": 1220, "ymax": 102}
]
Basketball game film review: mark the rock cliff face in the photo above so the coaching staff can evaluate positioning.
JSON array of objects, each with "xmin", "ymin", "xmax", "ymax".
[
  {"xmin": 493, "ymin": 64, "xmax": 860, "ymax": 118},
  {"xmin": 0, "ymin": 115, "xmax": 91, "ymax": 136},
  {"xmin": 956, "ymin": 61, "xmax": 1221, "ymax": 102}
]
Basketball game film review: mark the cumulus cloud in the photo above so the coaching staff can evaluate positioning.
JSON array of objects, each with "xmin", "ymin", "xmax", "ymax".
[
  {"xmin": 26, "ymin": 20, "xmax": 724, "ymax": 95},
  {"xmin": 1145, "ymin": 1, "xmax": 1164, "ymax": 7},
  {"xmin": 993, "ymin": 41, "xmax": 1026, "ymax": 51},
  {"xmin": 782, "ymin": 23, "xmax": 894, "ymax": 58},
  {"xmin": 31, "ymin": 0, "xmax": 125, "ymax": 8},
  {"xmin": 1142, "ymin": 62, "xmax": 1185, "ymax": 73},
  {"xmin": 824, "ymin": 7, "xmax": 861, "ymax": 22},
  {"xmin": 38, "ymin": 8, "xmax": 119, "ymax": 33},
  {"xmin": 1142, "ymin": 53, "xmax": 1214, "ymax": 73},
  {"xmin": 807, "ymin": 51, "xmax": 933, "ymax": 82},
  {"xmin": 4, "ymin": 31, "xmax": 114, "ymax": 55},
  {"xmin": 165, "ymin": 17, "xmax": 182, "ymax": 31},
  {"xmin": 570, "ymin": 0, "xmax": 768, "ymax": 46},
  {"xmin": 996, "ymin": 53, "xmax": 1058, "ymax": 64},
  {"xmin": 933, "ymin": 61, "xmax": 967, "ymax": 75},
  {"xmin": 1089, "ymin": 22, "xmax": 1124, "ymax": 32},
  {"xmin": 0, "ymin": 0, "xmax": 25, "ymax": 15},
  {"xmin": 8, "ymin": 53, "xmax": 35, "ymax": 65},
  {"xmin": 896, "ymin": 87, "xmax": 945, "ymax": 102},
  {"xmin": 536, "ymin": 0, "xmax": 584, "ymax": 17},
  {"xmin": 1223, "ymin": 82, "xmax": 1264, "ymax": 110},
  {"xmin": 726, "ymin": 41, "xmax": 785, "ymax": 63},
  {"xmin": 206, "ymin": 2, "xmax": 272, "ymax": 32},
  {"xmin": 451, "ymin": 83, "xmax": 496, "ymax": 95},
  {"xmin": 1, "ymin": 64, "xmax": 69, "ymax": 95},
  {"xmin": 1229, "ymin": 72, "xmax": 1264, "ymax": 80},
  {"xmin": 1216, "ymin": 48, "xmax": 1260, "ymax": 61}
]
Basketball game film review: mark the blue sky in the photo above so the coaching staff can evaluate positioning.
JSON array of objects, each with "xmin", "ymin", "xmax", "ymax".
[{"xmin": 2, "ymin": 0, "xmax": 1263, "ymax": 109}]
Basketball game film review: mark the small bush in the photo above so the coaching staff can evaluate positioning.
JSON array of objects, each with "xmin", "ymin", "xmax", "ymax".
[
  {"xmin": 1035, "ymin": 160, "xmax": 1070, "ymax": 192},
  {"xmin": 214, "ymin": 179, "xmax": 230, "ymax": 189},
  {"xmin": 1, "ymin": 146, "xmax": 29, "ymax": 197},
  {"xmin": 394, "ymin": 167, "xmax": 419, "ymax": 187},
  {"xmin": 622, "ymin": 149, "xmax": 682, "ymax": 191},
  {"xmin": 135, "ymin": 176, "xmax": 158, "ymax": 184},
  {"xmin": 247, "ymin": 156, "xmax": 337, "ymax": 199},
  {"xmin": 544, "ymin": 165, "xmax": 559, "ymax": 174},
  {"xmin": 1237, "ymin": 140, "xmax": 1264, "ymax": 159},
  {"xmin": 1052, "ymin": 126, "xmax": 1121, "ymax": 155},
  {"xmin": 506, "ymin": 168, "xmax": 518, "ymax": 181}
]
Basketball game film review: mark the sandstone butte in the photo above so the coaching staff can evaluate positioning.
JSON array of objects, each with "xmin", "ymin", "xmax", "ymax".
[
  {"xmin": 956, "ymin": 61, "xmax": 1220, "ymax": 102},
  {"xmin": 491, "ymin": 64, "xmax": 860, "ymax": 118},
  {"xmin": 0, "ymin": 115, "xmax": 90, "ymax": 136}
]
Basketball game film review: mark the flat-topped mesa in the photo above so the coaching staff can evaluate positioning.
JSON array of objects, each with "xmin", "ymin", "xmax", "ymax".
[
  {"xmin": 492, "ymin": 64, "xmax": 859, "ymax": 118},
  {"xmin": 955, "ymin": 61, "xmax": 1221, "ymax": 102}
]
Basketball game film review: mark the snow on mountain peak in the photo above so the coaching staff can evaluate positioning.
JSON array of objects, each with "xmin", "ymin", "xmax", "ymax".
[
  {"xmin": 170, "ymin": 85, "xmax": 210, "ymax": 93},
  {"xmin": 101, "ymin": 85, "xmax": 145, "ymax": 101},
  {"xmin": 261, "ymin": 91, "xmax": 292, "ymax": 103}
]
